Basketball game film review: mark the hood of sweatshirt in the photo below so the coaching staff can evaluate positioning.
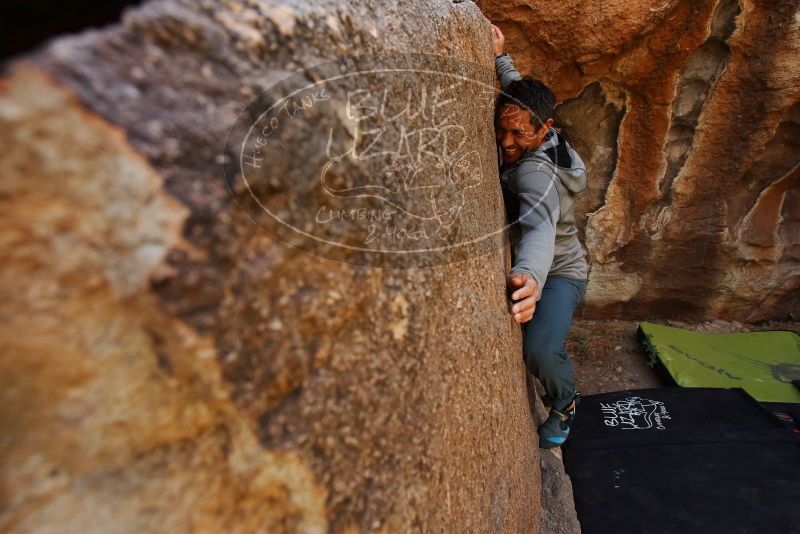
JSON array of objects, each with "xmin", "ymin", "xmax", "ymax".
[{"xmin": 500, "ymin": 129, "xmax": 587, "ymax": 195}]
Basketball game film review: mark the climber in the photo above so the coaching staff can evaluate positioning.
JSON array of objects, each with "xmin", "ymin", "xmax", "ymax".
[{"xmin": 492, "ymin": 24, "xmax": 590, "ymax": 448}]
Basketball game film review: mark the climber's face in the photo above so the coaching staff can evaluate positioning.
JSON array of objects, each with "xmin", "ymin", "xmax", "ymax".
[{"xmin": 495, "ymin": 103, "xmax": 550, "ymax": 165}]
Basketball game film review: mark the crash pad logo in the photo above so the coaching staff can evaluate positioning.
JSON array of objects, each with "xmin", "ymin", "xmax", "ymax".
[
  {"xmin": 600, "ymin": 397, "xmax": 671, "ymax": 430},
  {"xmin": 223, "ymin": 53, "xmax": 508, "ymax": 267}
]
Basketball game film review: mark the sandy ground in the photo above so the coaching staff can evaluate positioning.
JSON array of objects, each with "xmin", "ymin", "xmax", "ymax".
[{"xmin": 568, "ymin": 320, "xmax": 663, "ymax": 395}]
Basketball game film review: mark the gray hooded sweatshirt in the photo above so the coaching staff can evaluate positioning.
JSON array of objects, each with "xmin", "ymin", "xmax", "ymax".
[{"xmin": 496, "ymin": 54, "xmax": 589, "ymax": 291}]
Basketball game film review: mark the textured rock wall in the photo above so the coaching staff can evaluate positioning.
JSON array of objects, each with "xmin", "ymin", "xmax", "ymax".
[
  {"xmin": 480, "ymin": 0, "xmax": 800, "ymax": 321},
  {"xmin": 0, "ymin": 1, "xmax": 540, "ymax": 532}
]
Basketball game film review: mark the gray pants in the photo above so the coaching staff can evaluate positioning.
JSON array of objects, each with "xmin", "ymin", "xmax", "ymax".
[{"xmin": 522, "ymin": 275, "xmax": 587, "ymax": 411}]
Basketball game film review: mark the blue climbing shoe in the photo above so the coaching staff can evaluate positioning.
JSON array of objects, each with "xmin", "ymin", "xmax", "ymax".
[{"xmin": 538, "ymin": 396, "xmax": 579, "ymax": 449}]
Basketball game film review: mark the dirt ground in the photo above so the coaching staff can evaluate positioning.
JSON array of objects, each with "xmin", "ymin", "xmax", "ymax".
[
  {"xmin": 566, "ymin": 318, "xmax": 800, "ymax": 396},
  {"xmin": 567, "ymin": 320, "xmax": 662, "ymax": 395}
]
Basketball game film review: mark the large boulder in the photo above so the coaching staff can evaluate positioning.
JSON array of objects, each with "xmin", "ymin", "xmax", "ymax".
[
  {"xmin": 479, "ymin": 0, "xmax": 800, "ymax": 321},
  {"xmin": 0, "ymin": 0, "xmax": 540, "ymax": 532}
]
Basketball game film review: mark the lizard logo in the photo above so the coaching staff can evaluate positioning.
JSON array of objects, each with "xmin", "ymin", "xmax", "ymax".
[
  {"xmin": 224, "ymin": 53, "xmax": 507, "ymax": 267},
  {"xmin": 600, "ymin": 396, "xmax": 672, "ymax": 430}
]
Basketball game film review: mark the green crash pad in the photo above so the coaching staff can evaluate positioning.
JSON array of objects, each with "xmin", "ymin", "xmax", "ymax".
[{"xmin": 638, "ymin": 322, "xmax": 800, "ymax": 403}]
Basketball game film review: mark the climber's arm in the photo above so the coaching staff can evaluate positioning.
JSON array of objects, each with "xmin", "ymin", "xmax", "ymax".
[
  {"xmin": 510, "ymin": 163, "xmax": 559, "ymax": 296},
  {"xmin": 492, "ymin": 24, "xmax": 521, "ymax": 88},
  {"xmin": 504, "ymin": 162, "xmax": 561, "ymax": 323}
]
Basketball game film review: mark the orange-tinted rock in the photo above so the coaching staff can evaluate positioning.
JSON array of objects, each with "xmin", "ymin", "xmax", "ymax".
[
  {"xmin": 0, "ymin": 1, "xmax": 540, "ymax": 532},
  {"xmin": 479, "ymin": 0, "xmax": 800, "ymax": 320}
]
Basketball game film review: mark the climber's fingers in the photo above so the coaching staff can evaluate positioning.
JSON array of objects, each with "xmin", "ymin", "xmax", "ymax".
[{"xmin": 491, "ymin": 24, "xmax": 505, "ymax": 56}]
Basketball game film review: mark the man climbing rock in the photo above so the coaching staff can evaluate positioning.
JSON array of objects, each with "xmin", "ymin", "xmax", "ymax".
[{"xmin": 492, "ymin": 24, "xmax": 590, "ymax": 448}]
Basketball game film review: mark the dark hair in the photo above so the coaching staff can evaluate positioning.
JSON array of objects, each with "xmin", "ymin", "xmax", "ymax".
[{"xmin": 496, "ymin": 76, "xmax": 556, "ymax": 130}]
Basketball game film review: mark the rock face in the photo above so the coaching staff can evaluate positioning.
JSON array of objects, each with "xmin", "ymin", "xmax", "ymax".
[
  {"xmin": 0, "ymin": 1, "xmax": 540, "ymax": 532},
  {"xmin": 479, "ymin": 0, "xmax": 800, "ymax": 321}
]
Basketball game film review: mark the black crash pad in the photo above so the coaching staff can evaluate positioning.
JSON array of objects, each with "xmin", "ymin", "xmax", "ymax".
[{"xmin": 563, "ymin": 388, "xmax": 800, "ymax": 534}]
